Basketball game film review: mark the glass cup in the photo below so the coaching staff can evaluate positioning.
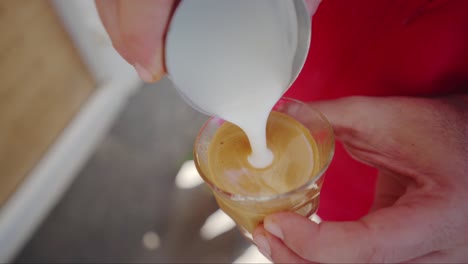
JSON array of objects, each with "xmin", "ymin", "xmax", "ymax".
[{"xmin": 194, "ymin": 97, "xmax": 335, "ymax": 239}]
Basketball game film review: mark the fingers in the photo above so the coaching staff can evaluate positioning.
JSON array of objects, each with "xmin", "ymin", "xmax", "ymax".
[
  {"xmin": 95, "ymin": 0, "xmax": 177, "ymax": 82},
  {"xmin": 311, "ymin": 96, "xmax": 390, "ymax": 144},
  {"xmin": 311, "ymin": 96, "xmax": 395, "ymax": 170},
  {"xmin": 118, "ymin": 0, "xmax": 175, "ymax": 81},
  {"xmin": 310, "ymin": 96, "xmax": 457, "ymax": 181},
  {"xmin": 253, "ymin": 227, "xmax": 310, "ymax": 263},
  {"xmin": 407, "ymin": 246, "xmax": 468, "ymax": 263},
  {"xmin": 94, "ymin": 0, "xmax": 321, "ymax": 83},
  {"xmin": 261, "ymin": 204, "xmax": 457, "ymax": 263},
  {"xmin": 95, "ymin": 0, "xmax": 122, "ymax": 51}
]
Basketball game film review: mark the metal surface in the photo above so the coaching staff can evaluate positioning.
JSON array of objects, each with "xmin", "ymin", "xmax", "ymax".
[
  {"xmin": 290, "ymin": 0, "xmax": 312, "ymax": 86},
  {"xmin": 167, "ymin": 0, "xmax": 311, "ymax": 115}
]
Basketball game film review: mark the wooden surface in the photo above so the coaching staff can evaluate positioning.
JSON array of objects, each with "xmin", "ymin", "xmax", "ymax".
[{"xmin": 0, "ymin": 0, "xmax": 95, "ymax": 206}]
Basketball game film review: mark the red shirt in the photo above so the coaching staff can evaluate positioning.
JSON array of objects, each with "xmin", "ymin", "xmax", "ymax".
[{"xmin": 286, "ymin": 0, "xmax": 468, "ymax": 221}]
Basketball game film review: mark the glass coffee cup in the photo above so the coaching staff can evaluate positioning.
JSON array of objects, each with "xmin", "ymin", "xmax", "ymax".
[{"xmin": 194, "ymin": 97, "xmax": 334, "ymax": 239}]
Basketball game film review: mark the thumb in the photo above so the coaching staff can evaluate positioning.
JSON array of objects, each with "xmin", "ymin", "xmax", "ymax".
[
  {"xmin": 310, "ymin": 96, "xmax": 401, "ymax": 145},
  {"xmin": 261, "ymin": 207, "xmax": 451, "ymax": 263},
  {"xmin": 96, "ymin": 0, "xmax": 177, "ymax": 82},
  {"xmin": 310, "ymin": 96, "xmax": 448, "ymax": 176}
]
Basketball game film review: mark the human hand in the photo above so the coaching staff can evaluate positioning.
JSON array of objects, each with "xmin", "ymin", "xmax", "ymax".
[
  {"xmin": 95, "ymin": 0, "xmax": 177, "ymax": 82},
  {"xmin": 95, "ymin": 0, "xmax": 322, "ymax": 83},
  {"xmin": 253, "ymin": 95, "xmax": 468, "ymax": 263}
]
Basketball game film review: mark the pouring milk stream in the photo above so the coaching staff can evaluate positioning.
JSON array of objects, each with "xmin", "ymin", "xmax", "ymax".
[{"xmin": 165, "ymin": 0, "xmax": 310, "ymax": 168}]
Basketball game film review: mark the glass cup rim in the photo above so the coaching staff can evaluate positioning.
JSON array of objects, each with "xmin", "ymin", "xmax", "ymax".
[{"xmin": 193, "ymin": 97, "xmax": 335, "ymax": 202}]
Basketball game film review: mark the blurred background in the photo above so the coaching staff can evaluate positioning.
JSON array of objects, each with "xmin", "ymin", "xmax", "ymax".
[{"xmin": 0, "ymin": 1, "xmax": 268, "ymax": 262}]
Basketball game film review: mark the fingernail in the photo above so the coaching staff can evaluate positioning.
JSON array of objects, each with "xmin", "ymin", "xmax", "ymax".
[
  {"xmin": 134, "ymin": 63, "xmax": 154, "ymax": 82},
  {"xmin": 253, "ymin": 234, "xmax": 271, "ymax": 261},
  {"xmin": 265, "ymin": 218, "xmax": 284, "ymax": 240}
]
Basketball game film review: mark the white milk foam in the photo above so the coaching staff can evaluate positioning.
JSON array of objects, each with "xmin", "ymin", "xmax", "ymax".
[{"xmin": 166, "ymin": 0, "xmax": 298, "ymax": 168}]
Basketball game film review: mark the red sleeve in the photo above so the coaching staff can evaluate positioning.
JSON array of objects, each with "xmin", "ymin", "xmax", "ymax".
[{"xmin": 286, "ymin": 0, "xmax": 468, "ymax": 221}]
